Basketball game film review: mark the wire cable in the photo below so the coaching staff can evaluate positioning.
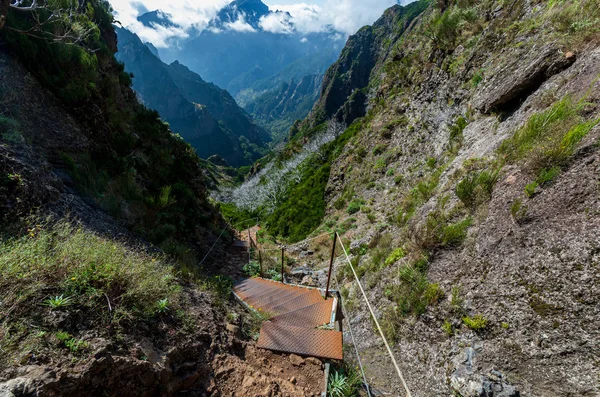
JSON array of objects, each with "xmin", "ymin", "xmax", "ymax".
[
  {"xmin": 198, "ymin": 226, "xmax": 227, "ymax": 266},
  {"xmin": 336, "ymin": 232, "xmax": 413, "ymax": 397},
  {"xmin": 331, "ymin": 253, "xmax": 372, "ymax": 397}
]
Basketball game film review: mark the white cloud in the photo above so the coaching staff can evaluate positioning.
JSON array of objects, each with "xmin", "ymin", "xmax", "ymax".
[
  {"xmin": 259, "ymin": 12, "xmax": 295, "ymax": 34},
  {"xmin": 109, "ymin": 0, "xmax": 229, "ymax": 46},
  {"xmin": 108, "ymin": 0, "xmax": 417, "ymax": 47},
  {"xmin": 225, "ymin": 15, "xmax": 257, "ymax": 32},
  {"xmin": 268, "ymin": 0, "xmax": 416, "ymax": 35}
]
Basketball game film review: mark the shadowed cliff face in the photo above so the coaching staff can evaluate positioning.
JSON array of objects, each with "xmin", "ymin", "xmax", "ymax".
[
  {"xmin": 115, "ymin": 27, "xmax": 271, "ymax": 167},
  {"xmin": 309, "ymin": 0, "xmax": 430, "ymax": 127}
]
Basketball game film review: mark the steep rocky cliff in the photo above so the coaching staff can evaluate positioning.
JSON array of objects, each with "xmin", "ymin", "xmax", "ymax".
[
  {"xmin": 252, "ymin": 0, "xmax": 600, "ymax": 395},
  {"xmin": 0, "ymin": 3, "xmax": 320, "ymax": 396}
]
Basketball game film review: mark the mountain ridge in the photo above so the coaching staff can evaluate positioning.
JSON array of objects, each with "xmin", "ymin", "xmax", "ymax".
[{"xmin": 115, "ymin": 26, "xmax": 270, "ymax": 167}]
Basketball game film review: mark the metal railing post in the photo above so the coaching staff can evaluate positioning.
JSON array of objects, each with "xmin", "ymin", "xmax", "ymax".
[
  {"xmin": 259, "ymin": 250, "xmax": 263, "ymax": 278},
  {"xmin": 281, "ymin": 248, "xmax": 285, "ymax": 284},
  {"xmin": 325, "ymin": 232, "xmax": 337, "ymax": 300},
  {"xmin": 247, "ymin": 228, "xmax": 251, "ymax": 264}
]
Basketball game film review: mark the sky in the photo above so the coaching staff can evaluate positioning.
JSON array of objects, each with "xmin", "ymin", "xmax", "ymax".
[{"xmin": 109, "ymin": 0, "xmax": 415, "ymax": 47}]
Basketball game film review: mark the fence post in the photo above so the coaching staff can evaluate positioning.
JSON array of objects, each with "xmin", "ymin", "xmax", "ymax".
[
  {"xmin": 259, "ymin": 250, "xmax": 263, "ymax": 278},
  {"xmin": 325, "ymin": 232, "xmax": 337, "ymax": 300},
  {"xmin": 281, "ymin": 248, "xmax": 285, "ymax": 284},
  {"xmin": 247, "ymin": 228, "xmax": 251, "ymax": 264}
]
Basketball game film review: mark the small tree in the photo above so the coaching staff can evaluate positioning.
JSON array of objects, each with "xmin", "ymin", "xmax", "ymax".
[{"xmin": 0, "ymin": 0, "xmax": 100, "ymax": 46}]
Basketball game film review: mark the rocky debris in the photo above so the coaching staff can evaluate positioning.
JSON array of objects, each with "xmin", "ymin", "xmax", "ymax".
[
  {"xmin": 450, "ymin": 348, "xmax": 519, "ymax": 397},
  {"xmin": 289, "ymin": 354, "xmax": 305, "ymax": 367}
]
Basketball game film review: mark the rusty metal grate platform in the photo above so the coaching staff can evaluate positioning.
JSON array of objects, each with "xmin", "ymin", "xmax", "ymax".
[
  {"xmin": 271, "ymin": 300, "xmax": 334, "ymax": 328},
  {"xmin": 257, "ymin": 322, "xmax": 343, "ymax": 360},
  {"xmin": 233, "ymin": 278, "xmax": 342, "ymax": 360}
]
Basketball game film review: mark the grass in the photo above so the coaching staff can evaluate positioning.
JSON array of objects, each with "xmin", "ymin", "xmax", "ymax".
[
  {"xmin": 346, "ymin": 200, "xmax": 363, "ymax": 215},
  {"xmin": 510, "ymin": 198, "xmax": 528, "ymax": 224},
  {"xmin": 442, "ymin": 319, "xmax": 453, "ymax": 336},
  {"xmin": 498, "ymin": 96, "xmax": 599, "ymax": 175},
  {"xmin": 382, "ymin": 264, "xmax": 444, "ymax": 340},
  {"xmin": 455, "ymin": 168, "xmax": 500, "ymax": 209},
  {"xmin": 0, "ymin": 221, "xmax": 189, "ymax": 369}
]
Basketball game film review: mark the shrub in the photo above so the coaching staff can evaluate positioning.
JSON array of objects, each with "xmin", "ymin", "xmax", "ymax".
[
  {"xmin": 524, "ymin": 182, "xmax": 538, "ymax": 198},
  {"xmin": 440, "ymin": 218, "xmax": 472, "ymax": 247},
  {"xmin": 426, "ymin": 157, "xmax": 437, "ymax": 169},
  {"xmin": 536, "ymin": 166, "xmax": 560, "ymax": 187},
  {"xmin": 450, "ymin": 286, "xmax": 464, "ymax": 313},
  {"xmin": 0, "ymin": 116, "xmax": 24, "ymax": 144},
  {"xmin": 471, "ymin": 69, "xmax": 484, "ymax": 88},
  {"xmin": 462, "ymin": 314, "xmax": 488, "ymax": 330},
  {"xmin": 334, "ymin": 197, "xmax": 347, "ymax": 210},
  {"xmin": 373, "ymin": 144, "xmax": 387, "ymax": 155},
  {"xmin": 346, "ymin": 201, "xmax": 362, "ymax": 215},
  {"xmin": 442, "ymin": 319, "xmax": 453, "ymax": 335},
  {"xmin": 384, "ymin": 265, "xmax": 444, "ymax": 321},
  {"xmin": 374, "ymin": 157, "xmax": 388, "ymax": 172},
  {"xmin": 385, "ymin": 248, "xmax": 407, "ymax": 267},
  {"xmin": 243, "ymin": 261, "xmax": 261, "ymax": 277},
  {"xmin": 510, "ymin": 198, "xmax": 528, "ymax": 224},
  {"xmin": 394, "ymin": 174, "xmax": 404, "ymax": 185},
  {"xmin": 456, "ymin": 169, "xmax": 500, "ymax": 209}
]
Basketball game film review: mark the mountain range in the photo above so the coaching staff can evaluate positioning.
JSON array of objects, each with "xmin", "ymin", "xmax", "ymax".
[{"xmin": 126, "ymin": 0, "xmax": 343, "ymax": 142}]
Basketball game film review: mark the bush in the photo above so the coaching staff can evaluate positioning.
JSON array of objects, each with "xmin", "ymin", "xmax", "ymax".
[
  {"xmin": 462, "ymin": 314, "xmax": 488, "ymax": 331},
  {"xmin": 373, "ymin": 144, "xmax": 387, "ymax": 155},
  {"xmin": 456, "ymin": 169, "xmax": 500, "ymax": 209},
  {"xmin": 385, "ymin": 248, "xmax": 406, "ymax": 267},
  {"xmin": 243, "ymin": 261, "xmax": 261, "ymax": 277},
  {"xmin": 346, "ymin": 201, "xmax": 362, "ymax": 215}
]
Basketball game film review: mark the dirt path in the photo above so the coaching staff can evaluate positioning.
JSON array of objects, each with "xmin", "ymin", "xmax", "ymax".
[{"xmin": 214, "ymin": 228, "xmax": 327, "ymax": 396}]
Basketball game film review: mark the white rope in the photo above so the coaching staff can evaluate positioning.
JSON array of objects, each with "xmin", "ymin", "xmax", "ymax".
[
  {"xmin": 336, "ymin": 232, "xmax": 413, "ymax": 397},
  {"xmin": 332, "ymin": 255, "xmax": 372, "ymax": 397},
  {"xmin": 286, "ymin": 232, "xmax": 334, "ymax": 248}
]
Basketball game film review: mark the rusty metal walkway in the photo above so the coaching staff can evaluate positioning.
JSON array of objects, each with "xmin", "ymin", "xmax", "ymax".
[{"xmin": 233, "ymin": 278, "xmax": 343, "ymax": 360}]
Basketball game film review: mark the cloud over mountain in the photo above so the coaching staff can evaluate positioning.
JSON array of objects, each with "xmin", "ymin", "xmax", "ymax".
[{"xmin": 109, "ymin": 0, "xmax": 416, "ymax": 47}]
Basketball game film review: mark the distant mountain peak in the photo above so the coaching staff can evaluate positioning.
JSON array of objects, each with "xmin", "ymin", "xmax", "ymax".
[
  {"xmin": 137, "ymin": 10, "xmax": 176, "ymax": 29},
  {"xmin": 214, "ymin": 0, "xmax": 270, "ymax": 30}
]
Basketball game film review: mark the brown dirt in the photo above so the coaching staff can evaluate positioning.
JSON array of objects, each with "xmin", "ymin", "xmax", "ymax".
[{"xmin": 213, "ymin": 346, "xmax": 325, "ymax": 396}]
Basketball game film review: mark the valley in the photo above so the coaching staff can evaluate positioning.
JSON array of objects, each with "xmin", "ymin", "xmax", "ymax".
[{"xmin": 1, "ymin": 0, "xmax": 600, "ymax": 396}]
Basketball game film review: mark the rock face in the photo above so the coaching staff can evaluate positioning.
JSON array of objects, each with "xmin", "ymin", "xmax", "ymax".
[
  {"xmin": 278, "ymin": 1, "xmax": 600, "ymax": 396},
  {"xmin": 309, "ymin": 0, "xmax": 430, "ymax": 127},
  {"xmin": 473, "ymin": 44, "xmax": 576, "ymax": 113},
  {"xmin": 244, "ymin": 74, "xmax": 325, "ymax": 141}
]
